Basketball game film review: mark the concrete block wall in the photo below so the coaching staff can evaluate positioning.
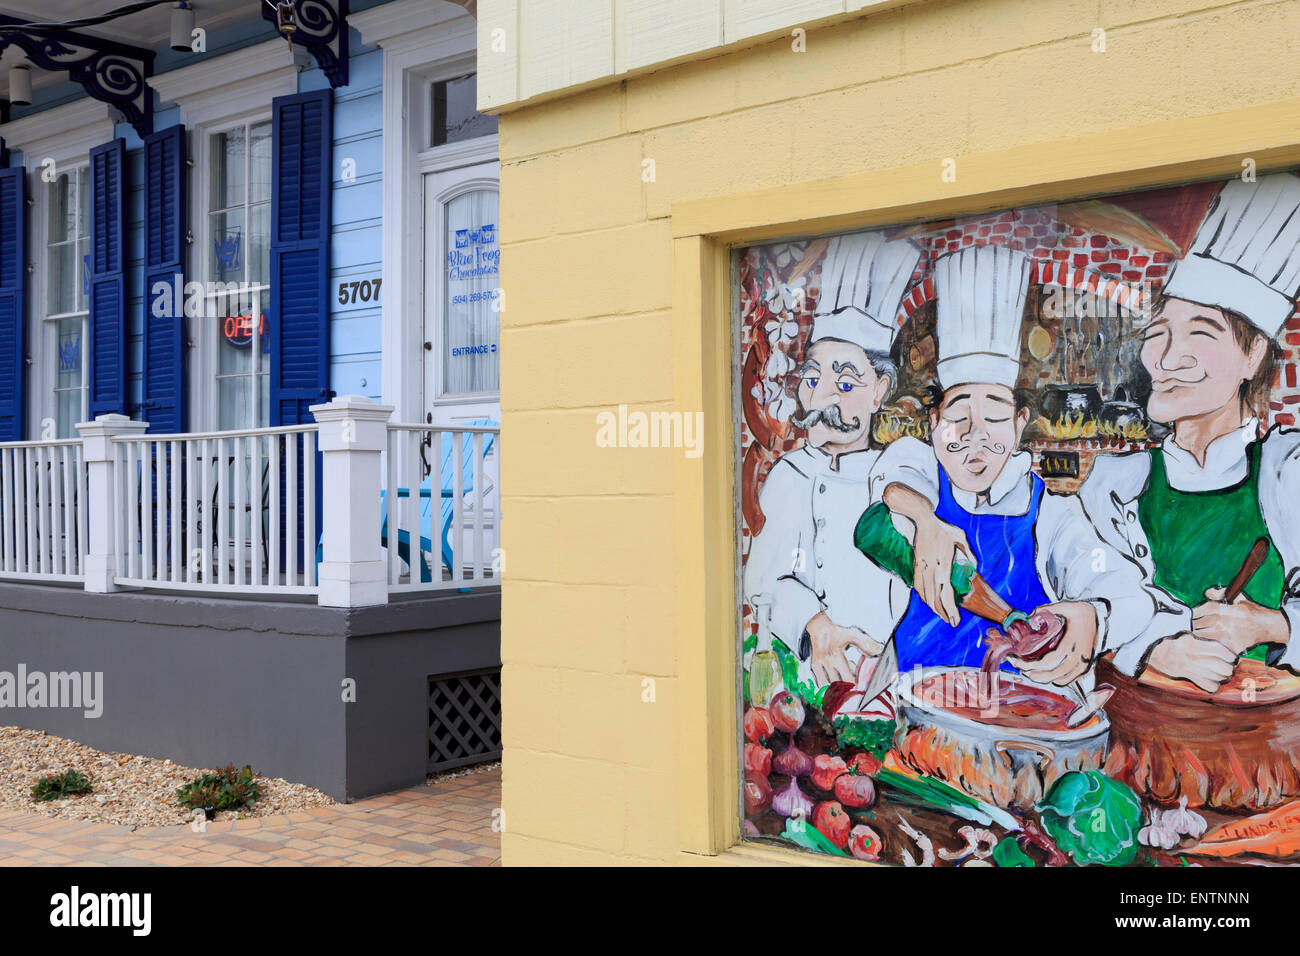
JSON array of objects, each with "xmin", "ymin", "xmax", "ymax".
[{"xmin": 493, "ymin": 0, "xmax": 1300, "ymax": 864}]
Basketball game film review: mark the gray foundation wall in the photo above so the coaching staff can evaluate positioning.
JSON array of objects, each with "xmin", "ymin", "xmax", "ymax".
[{"xmin": 0, "ymin": 583, "xmax": 500, "ymax": 801}]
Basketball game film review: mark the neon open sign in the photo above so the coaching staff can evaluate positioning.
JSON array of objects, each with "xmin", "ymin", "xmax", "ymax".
[{"xmin": 223, "ymin": 312, "xmax": 267, "ymax": 348}]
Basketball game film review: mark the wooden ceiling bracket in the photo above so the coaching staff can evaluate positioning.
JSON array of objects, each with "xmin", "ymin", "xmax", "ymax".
[{"xmin": 0, "ymin": 15, "xmax": 155, "ymax": 138}]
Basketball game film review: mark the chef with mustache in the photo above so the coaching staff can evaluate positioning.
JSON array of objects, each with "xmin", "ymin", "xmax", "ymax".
[
  {"xmin": 855, "ymin": 245, "xmax": 1158, "ymax": 680},
  {"xmin": 744, "ymin": 231, "xmax": 920, "ymax": 688},
  {"xmin": 1076, "ymin": 172, "xmax": 1300, "ymax": 692}
]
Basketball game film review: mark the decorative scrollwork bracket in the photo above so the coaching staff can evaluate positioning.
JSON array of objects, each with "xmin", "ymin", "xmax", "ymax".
[
  {"xmin": 0, "ymin": 17, "xmax": 154, "ymax": 139},
  {"xmin": 262, "ymin": 0, "xmax": 349, "ymax": 89}
]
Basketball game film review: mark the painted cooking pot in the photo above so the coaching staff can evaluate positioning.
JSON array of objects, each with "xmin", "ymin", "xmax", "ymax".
[
  {"xmin": 1098, "ymin": 401, "xmax": 1146, "ymax": 430},
  {"xmin": 1039, "ymin": 384, "xmax": 1103, "ymax": 424},
  {"xmin": 1097, "ymin": 655, "xmax": 1300, "ymax": 810},
  {"xmin": 894, "ymin": 666, "xmax": 1110, "ymax": 811}
]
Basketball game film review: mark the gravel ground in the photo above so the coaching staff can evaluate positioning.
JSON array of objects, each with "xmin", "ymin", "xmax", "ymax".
[{"xmin": 0, "ymin": 726, "xmax": 333, "ymax": 828}]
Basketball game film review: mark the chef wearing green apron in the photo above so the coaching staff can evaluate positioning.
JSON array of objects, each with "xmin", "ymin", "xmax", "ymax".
[{"xmin": 1078, "ymin": 172, "xmax": 1300, "ymax": 692}]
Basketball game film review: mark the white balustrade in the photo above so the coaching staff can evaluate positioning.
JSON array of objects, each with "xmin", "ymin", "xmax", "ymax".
[
  {"xmin": 108, "ymin": 423, "xmax": 320, "ymax": 594},
  {"xmin": 0, "ymin": 408, "xmax": 501, "ymax": 603},
  {"xmin": 382, "ymin": 422, "xmax": 501, "ymax": 593},
  {"xmin": 0, "ymin": 437, "xmax": 89, "ymax": 584}
]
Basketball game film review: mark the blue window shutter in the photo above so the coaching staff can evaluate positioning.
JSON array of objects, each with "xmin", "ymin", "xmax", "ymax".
[
  {"xmin": 270, "ymin": 89, "xmax": 333, "ymax": 427},
  {"xmin": 0, "ymin": 166, "xmax": 27, "ymax": 441},
  {"xmin": 89, "ymin": 138, "xmax": 127, "ymax": 419},
  {"xmin": 141, "ymin": 124, "xmax": 187, "ymax": 434}
]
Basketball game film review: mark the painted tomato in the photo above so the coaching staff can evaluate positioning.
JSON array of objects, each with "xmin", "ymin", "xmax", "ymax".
[
  {"xmin": 811, "ymin": 754, "xmax": 848, "ymax": 792},
  {"xmin": 769, "ymin": 691, "xmax": 805, "ymax": 734},
  {"xmin": 744, "ymin": 742, "xmax": 773, "ymax": 777},
  {"xmin": 848, "ymin": 751, "xmax": 882, "ymax": 778},
  {"xmin": 744, "ymin": 772, "xmax": 771, "ymax": 815},
  {"xmin": 812, "ymin": 800, "xmax": 851, "ymax": 850},
  {"xmin": 849, "ymin": 824, "xmax": 883, "ymax": 862},
  {"xmin": 743, "ymin": 707, "xmax": 776, "ymax": 744},
  {"xmin": 833, "ymin": 771, "xmax": 876, "ymax": 809}
]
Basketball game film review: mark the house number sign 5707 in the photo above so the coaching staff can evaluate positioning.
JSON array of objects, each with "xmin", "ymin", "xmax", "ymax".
[{"xmin": 337, "ymin": 277, "xmax": 382, "ymax": 307}]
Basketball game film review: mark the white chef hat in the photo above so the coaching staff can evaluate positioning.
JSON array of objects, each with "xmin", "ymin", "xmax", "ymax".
[
  {"xmin": 1162, "ymin": 172, "xmax": 1300, "ymax": 339},
  {"xmin": 810, "ymin": 231, "xmax": 921, "ymax": 354},
  {"xmin": 934, "ymin": 244, "xmax": 1032, "ymax": 390}
]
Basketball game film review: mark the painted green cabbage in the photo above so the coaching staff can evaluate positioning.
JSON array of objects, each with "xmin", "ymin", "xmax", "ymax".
[{"xmin": 1036, "ymin": 770, "xmax": 1142, "ymax": 867}]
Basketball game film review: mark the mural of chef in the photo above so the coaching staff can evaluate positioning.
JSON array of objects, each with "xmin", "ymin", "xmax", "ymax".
[
  {"xmin": 1075, "ymin": 172, "xmax": 1300, "ymax": 692},
  {"xmin": 743, "ymin": 231, "xmax": 920, "ymax": 687},
  {"xmin": 855, "ymin": 245, "xmax": 1159, "ymax": 680}
]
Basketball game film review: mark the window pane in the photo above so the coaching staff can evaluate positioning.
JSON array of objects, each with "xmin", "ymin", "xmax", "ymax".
[
  {"xmin": 48, "ymin": 173, "xmax": 74, "ymax": 243},
  {"xmin": 431, "ymin": 73, "xmax": 498, "ymax": 147},
  {"xmin": 442, "ymin": 189, "xmax": 500, "ymax": 395},
  {"xmin": 76, "ymin": 238, "xmax": 90, "ymax": 314},
  {"xmin": 210, "ymin": 128, "xmax": 246, "ymax": 211},
  {"xmin": 209, "ymin": 208, "xmax": 246, "ymax": 281},
  {"xmin": 249, "ymin": 202, "xmax": 270, "ymax": 286},
  {"xmin": 219, "ymin": 332, "xmax": 254, "ymax": 375},
  {"xmin": 55, "ymin": 317, "xmax": 82, "ymax": 387},
  {"xmin": 218, "ymin": 376, "xmax": 252, "ymax": 431},
  {"xmin": 216, "ymin": 291, "xmax": 261, "ymax": 375},
  {"xmin": 47, "ymin": 242, "xmax": 76, "ymax": 315},
  {"xmin": 55, "ymin": 389, "xmax": 81, "ymax": 439},
  {"xmin": 77, "ymin": 169, "xmax": 90, "ymax": 240},
  {"xmin": 54, "ymin": 317, "xmax": 84, "ymax": 439},
  {"xmin": 249, "ymin": 122, "xmax": 272, "ymax": 204}
]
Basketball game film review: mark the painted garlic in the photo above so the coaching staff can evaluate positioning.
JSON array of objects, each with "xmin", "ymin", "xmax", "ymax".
[
  {"xmin": 1162, "ymin": 796, "xmax": 1208, "ymax": 840},
  {"xmin": 1137, "ymin": 797, "xmax": 1208, "ymax": 850},
  {"xmin": 1137, "ymin": 817, "xmax": 1180, "ymax": 851}
]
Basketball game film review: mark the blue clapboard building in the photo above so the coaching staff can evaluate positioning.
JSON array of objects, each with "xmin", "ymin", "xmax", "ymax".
[
  {"xmin": 0, "ymin": 0, "xmax": 502, "ymax": 801},
  {"xmin": 0, "ymin": 0, "xmax": 499, "ymax": 440}
]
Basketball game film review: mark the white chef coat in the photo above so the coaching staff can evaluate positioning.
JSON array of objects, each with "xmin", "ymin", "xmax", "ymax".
[
  {"xmin": 744, "ymin": 444, "xmax": 911, "ymax": 681},
  {"xmin": 867, "ymin": 437, "xmax": 1163, "ymax": 663},
  {"xmin": 1078, "ymin": 419, "xmax": 1300, "ymax": 675}
]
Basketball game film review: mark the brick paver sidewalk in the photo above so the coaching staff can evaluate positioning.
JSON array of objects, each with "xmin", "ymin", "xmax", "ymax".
[{"xmin": 0, "ymin": 767, "xmax": 501, "ymax": 867}]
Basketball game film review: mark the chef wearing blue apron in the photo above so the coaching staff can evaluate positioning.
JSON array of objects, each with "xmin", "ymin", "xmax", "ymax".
[
  {"xmin": 892, "ymin": 465, "xmax": 1052, "ymax": 672},
  {"xmin": 858, "ymin": 245, "xmax": 1160, "ymax": 681}
]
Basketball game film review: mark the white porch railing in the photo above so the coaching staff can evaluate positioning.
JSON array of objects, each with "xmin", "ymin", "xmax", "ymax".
[
  {"xmin": 0, "ymin": 439, "xmax": 87, "ymax": 583},
  {"xmin": 383, "ymin": 423, "xmax": 500, "ymax": 592},
  {"xmin": 110, "ymin": 425, "xmax": 320, "ymax": 594},
  {"xmin": 0, "ymin": 398, "xmax": 500, "ymax": 606}
]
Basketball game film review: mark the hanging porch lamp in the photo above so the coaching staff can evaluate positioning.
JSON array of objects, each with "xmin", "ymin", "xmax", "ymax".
[
  {"xmin": 169, "ymin": 2, "xmax": 195, "ymax": 53},
  {"xmin": 8, "ymin": 63, "xmax": 31, "ymax": 106}
]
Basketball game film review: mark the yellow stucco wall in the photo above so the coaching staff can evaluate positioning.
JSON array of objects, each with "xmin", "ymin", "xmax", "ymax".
[{"xmin": 496, "ymin": 0, "xmax": 1300, "ymax": 865}]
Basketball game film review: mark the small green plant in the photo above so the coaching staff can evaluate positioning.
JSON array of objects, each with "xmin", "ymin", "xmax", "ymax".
[
  {"xmin": 176, "ymin": 763, "xmax": 261, "ymax": 811},
  {"xmin": 31, "ymin": 769, "xmax": 93, "ymax": 802}
]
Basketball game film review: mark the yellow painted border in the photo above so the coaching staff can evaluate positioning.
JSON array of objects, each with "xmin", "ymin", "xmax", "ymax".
[{"xmin": 670, "ymin": 95, "xmax": 1300, "ymax": 862}]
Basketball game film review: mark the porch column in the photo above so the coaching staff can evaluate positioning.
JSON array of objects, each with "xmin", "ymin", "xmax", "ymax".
[
  {"xmin": 312, "ymin": 395, "xmax": 395, "ymax": 607},
  {"xmin": 76, "ymin": 414, "xmax": 150, "ymax": 593}
]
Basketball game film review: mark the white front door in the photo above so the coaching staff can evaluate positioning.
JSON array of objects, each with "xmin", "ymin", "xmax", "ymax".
[
  {"xmin": 421, "ymin": 160, "xmax": 501, "ymax": 571},
  {"xmin": 422, "ymin": 161, "xmax": 501, "ymax": 429}
]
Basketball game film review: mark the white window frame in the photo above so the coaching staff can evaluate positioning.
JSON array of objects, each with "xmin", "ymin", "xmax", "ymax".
[
  {"xmin": 190, "ymin": 112, "xmax": 275, "ymax": 432},
  {"xmin": 0, "ymin": 97, "xmax": 114, "ymax": 439},
  {"xmin": 40, "ymin": 162, "xmax": 92, "ymax": 440}
]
